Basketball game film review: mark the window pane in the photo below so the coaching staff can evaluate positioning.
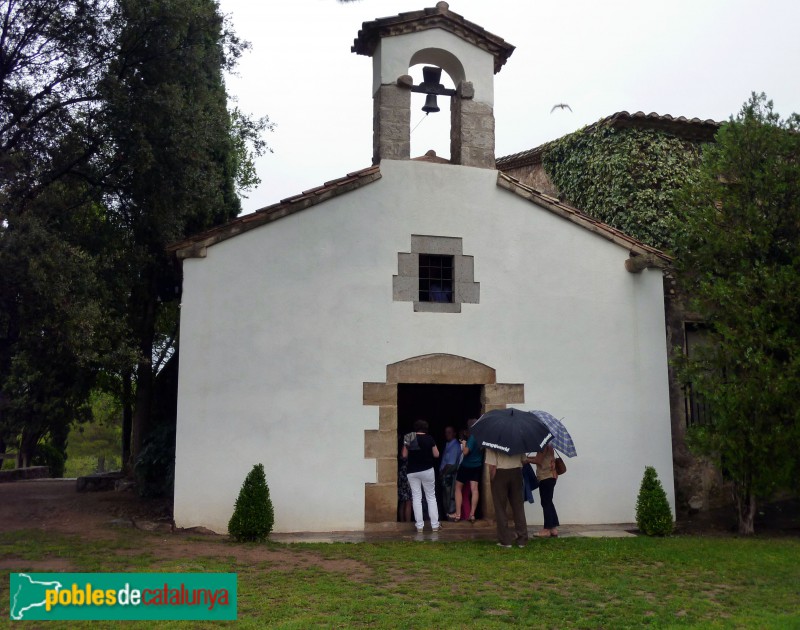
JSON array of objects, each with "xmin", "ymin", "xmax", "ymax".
[{"xmin": 418, "ymin": 253, "xmax": 454, "ymax": 303}]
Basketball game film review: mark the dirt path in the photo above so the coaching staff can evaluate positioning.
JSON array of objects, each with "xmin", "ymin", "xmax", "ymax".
[
  {"xmin": 0, "ymin": 479, "xmax": 170, "ymax": 537},
  {"xmin": 0, "ymin": 480, "xmax": 372, "ymax": 577}
]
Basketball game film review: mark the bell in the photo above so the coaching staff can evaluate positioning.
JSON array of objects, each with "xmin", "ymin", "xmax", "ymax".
[
  {"xmin": 420, "ymin": 65, "xmax": 444, "ymax": 114},
  {"xmin": 422, "ymin": 93, "xmax": 440, "ymax": 114}
]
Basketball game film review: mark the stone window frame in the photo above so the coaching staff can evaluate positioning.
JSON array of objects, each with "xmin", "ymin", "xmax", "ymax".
[{"xmin": 392, "ymin": 235, "xmax": 479, "ymax": 313}]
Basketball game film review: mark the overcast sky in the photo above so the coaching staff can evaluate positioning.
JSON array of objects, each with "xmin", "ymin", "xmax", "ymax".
[{"xmin": 217, "ymin": 0, "xmax": 800, "ymax": 214}]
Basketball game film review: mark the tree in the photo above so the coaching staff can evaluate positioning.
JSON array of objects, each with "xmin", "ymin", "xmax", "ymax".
[
  {"xmin": 635, "ymin": 466, "xmax": 674, "ymax": 536},
  {"xmin": 228, "ymin": 463, "xmax": 274, "ymax": 542},
  {"xmin": 0, "ymin": 0, "xmax": 115, "ymax": 466},
  {"xmin": 98, "ymin": 0, "xmax": 268, "ymax": 467},
  {"xmin": 1, "ymin": 0, "xmax": 269, "ymax": 475},
  {"xmin": 673, "ymin": 93, "xmax": 800, "ymax": 534}
]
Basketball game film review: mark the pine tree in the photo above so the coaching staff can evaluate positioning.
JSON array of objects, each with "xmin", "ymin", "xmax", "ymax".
[
  {"xmin": 636, "ymin": 466, "xmax": 673, "ymax": 536},
  {"xmin": 228, "ymin": 464, "xmax": 274, "ymax": 542}
]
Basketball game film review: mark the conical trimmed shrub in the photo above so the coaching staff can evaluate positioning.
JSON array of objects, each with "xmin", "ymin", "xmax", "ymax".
[
  {"xmin": 228, "ymin": 463, "xmax": 274, "ymax": 542},
  {"xmin": 635, "ymin": 466, "xmax": 674, "ymax": 536}
]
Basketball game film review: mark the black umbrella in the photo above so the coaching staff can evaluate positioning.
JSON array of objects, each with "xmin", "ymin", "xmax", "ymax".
[{"xmin": 471, "ymin": 408, "xmax": 553, "ymax": 455}]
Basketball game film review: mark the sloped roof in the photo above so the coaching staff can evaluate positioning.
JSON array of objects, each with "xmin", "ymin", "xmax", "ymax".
[
  {"xmin": 496, "ymin": 110, "xmax": 721, "ymax": 170},
  {"xmin": 497, "ymin": 171, "xmax": 672, "ymax": 267},
  {"xmin": 168, "ymin": 166, "xmax": 381, "ymax": 259},
  {"xmin": 169, "ymin": 161, "xmax": 670, "ymax": 269},
  {"xmin": 351, "ymin": 2, "xmax": 515, "ymax": 74}
]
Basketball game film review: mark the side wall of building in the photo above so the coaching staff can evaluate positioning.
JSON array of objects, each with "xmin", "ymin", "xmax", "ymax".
[{"xmin": 498, "ymin": 154, "xmax": 727, "ymax": 517}]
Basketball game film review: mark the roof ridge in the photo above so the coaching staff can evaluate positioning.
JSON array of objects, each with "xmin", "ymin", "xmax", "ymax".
[
  {"xmin": 352, "ymin": 3, "xmax": 515, "ymax": 74},
  {"xmin": 496, "ymin": 110, "xmax": 721, "ymax": 168}
]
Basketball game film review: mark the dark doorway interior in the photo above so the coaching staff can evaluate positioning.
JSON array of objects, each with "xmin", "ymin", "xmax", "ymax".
[
  {"xmin": 398, "ymin": 384, "xmax": 482, "ymax": 443},
  {"xmin": 397, "ymin": 384, "xmax": 483, "ymax": 521}
]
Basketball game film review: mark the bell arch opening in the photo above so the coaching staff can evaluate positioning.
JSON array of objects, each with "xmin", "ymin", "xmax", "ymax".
[
  {"xmin": 362, "ymin": 353, "xmax": 524, "ymax": 524},
  {"xmin": 407, "ymin": 48, "xmax": 464, "ymax": 161},
  {"xmin": 407, "ymin": 64, "xmax": 455, "ymax": 160},
  {"xmin": 409, "ymin": 48, "xmax": 466, "ymax": 85}
]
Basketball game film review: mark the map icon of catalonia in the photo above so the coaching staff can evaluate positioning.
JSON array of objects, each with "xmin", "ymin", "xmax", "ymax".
[{"xmin": 10, "ymin": 574, "xmax": 62, "ymax": 620}]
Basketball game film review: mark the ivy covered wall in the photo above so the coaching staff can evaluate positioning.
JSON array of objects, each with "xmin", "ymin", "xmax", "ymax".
[{"xmin": 541, "ymin": 124, "xmax": 707, "ymax": 251}]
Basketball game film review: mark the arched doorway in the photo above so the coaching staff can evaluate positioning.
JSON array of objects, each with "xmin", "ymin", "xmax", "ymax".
[{"xmin": 363, "ymin": 353, "xmax": 524, "ymax": 523}]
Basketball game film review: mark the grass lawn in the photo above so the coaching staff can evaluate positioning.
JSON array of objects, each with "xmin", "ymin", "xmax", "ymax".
[{"xmin": 1, "ymin": 530, "xmax": 799, "ymax": 628}]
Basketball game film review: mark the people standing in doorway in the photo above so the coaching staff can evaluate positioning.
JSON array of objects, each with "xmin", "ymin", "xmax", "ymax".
[
  {"xmin": 486, "ymin": 448, "xmax": 528, "ymax": 548},
  {"xmin": 439, "ymin": 426, "xmax": 461, "ymax": 519},
  {"xmin": 397, "ymin": 436, "xmax": 412, "ymax": 523},
  {"xmin": 402, "ymin": 420, "xmax": 441, "ymax": 532},
  {"xmin": 527, "ymin": 443, "xmax": 560, "ymax": 537},
  {"xmin": 450, "ymin": 418, "xmax": 482, "ymax": 523}
]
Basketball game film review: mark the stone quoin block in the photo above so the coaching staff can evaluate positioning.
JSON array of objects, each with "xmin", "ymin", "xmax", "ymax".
[
  {"xmin": 376, "ymin": 458, "xmax": 398, "ymax": 484},
  {"xmin": 454, "ymin": 281, "xmax": 480, "ymax": 304},
  {"xmin": 386, "ymin": 354, "xmax": 496, "ymax": 384},
  {"xmin": 482, "ymin": 383, "xmax": 525, "ymax": 405},
  {"xmin": 373, "ymin": 84, "xmax": 410, "ymax": 163},
  {"xmin": 378, "ymin": 406, "xmax": 397, "ymax": 432},
  {"xmin": 364, "ymin": 429, "xmax": 396, "ymax": 459},
  {"xmin": 454, "ymin": 255, "xmax": 474, "ymax": 282},
  {"xmin": 364, "ymin": 483, "xmax": 397, "ymax": 523},
  {"xmin": 392, "ymin": 274, "xmax": 418, "ymax": 302},
  {"xmin": 363, "ymin": 382, "xmax": 398, "ymax": 407},
  {"xmin": 396, "ymin": 252, "xmax": 418, "ymax": 277},
  {"xmin": 410, "ymin": 234, "xmax": 463, "ymax": 256}
]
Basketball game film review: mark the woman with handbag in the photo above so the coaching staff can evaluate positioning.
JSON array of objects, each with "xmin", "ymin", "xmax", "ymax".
[
  {"xmin": 402, "ymin": 420, "xmax": 441, "ymax": 533},
  {"xmin": 527, "ymin": 443, "xmax": 560, "ymax": 537}
]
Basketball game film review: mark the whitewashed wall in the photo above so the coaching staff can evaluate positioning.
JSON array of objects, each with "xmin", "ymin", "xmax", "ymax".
[{"xmin": 174, "ymin": 159, "xmax": 674, "ymax": 533}]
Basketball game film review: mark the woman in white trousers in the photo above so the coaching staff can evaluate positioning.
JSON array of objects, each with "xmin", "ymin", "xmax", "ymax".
[{"xmin": 402, "ymin": 419, "xmax": 441, "ymax": 532}]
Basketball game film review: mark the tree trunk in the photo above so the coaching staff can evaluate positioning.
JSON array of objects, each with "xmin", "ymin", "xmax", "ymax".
[
  {"xmin": 735, "ymin": 484, "xmax": 756, "ymax": 535},
  {"xmin": 18, "ymin": 427, "xmax": 40, "ymax": 468},
  {"xmin": 130, "ymin": 294, "xmax": 157, "ymax": 465},
  {"xmin": 122, "ymin": 371, "xmax": 133, "ymax": 473}
]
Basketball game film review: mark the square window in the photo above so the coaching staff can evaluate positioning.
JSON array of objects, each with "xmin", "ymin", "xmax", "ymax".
[{"xmin": 418, "ymin": 254, "xmax": 453, "ymax": 303}]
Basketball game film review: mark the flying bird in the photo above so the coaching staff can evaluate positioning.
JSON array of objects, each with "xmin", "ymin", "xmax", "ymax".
[{"xmin": 550, "ymin": 103, "xmax": 572, "ymax": 113}]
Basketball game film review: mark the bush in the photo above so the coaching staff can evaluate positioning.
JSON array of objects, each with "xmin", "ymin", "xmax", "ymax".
[
  {"xmin": 636, "ymin": 466, "xmax": 674, "ymax": 536},
  {"xmin": 32, "ymin": 441, "xmax": 66, "ymax": 478},
  {"xmin": 228, "ymin": 463, "xmax": 274, "ymax": 542}
]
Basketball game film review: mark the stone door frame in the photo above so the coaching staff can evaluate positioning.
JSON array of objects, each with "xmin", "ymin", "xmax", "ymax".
[{"xmin": 363, "ymin": 353, "xmax": 524, "ymax": 523}]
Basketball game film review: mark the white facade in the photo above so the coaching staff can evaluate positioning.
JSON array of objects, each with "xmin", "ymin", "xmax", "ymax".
[{"xmin": 174, "ymin": 159, "xmax": 675, "ymax": 533}]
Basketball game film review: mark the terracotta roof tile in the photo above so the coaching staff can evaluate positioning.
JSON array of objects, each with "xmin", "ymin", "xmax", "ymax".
[
  {"xmin": 496, "ymin": 110, "xmax": 721, "ymax": 170},
  {"xmin": 412, "ymin": 150, "xmax": 451, "ymax": 164},
  {"xmin": 167, "ymin": 165, "xmax": 381, "ymax": 259},
  {"xmin": 352, "ymin": 2, "xmax": 514, "ymax": 74}
]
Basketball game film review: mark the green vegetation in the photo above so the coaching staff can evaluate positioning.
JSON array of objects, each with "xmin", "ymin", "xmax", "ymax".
[
  {"xmin": 636, "ymin": 466, "xmax": 674, "ymax": 536},
  {"xmin": 674, "ymin": 94, "xmax": 800, "ymax": 535},
  {"xmin": 228, "ymin": 464, "xmax": 275, "ymax": 542},
  {"xmin": 0, "ymin": 530, "xmax": 798, "ymax": 628},
  {"xmin": 542, "ymin": 122, "xmax": 704, "ymax": 250},
  {"xmin": 0, "ymin": 0, "xmax": 270, "ymax": 474},
  {"xmin": 64, "ymin": 391, "xmax": 123, "ymax": 477}
]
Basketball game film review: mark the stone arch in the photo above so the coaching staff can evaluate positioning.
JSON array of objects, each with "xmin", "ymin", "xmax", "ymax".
[
  {"xmin": 408, "ymin": 48, "xmax": 466, "ymax": 87},
  {"xmin": 363, "ymin": 353, "xmax": 524, "ymax": 523}
]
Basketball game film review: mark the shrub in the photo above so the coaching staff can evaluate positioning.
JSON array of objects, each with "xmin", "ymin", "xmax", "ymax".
[
  {"xmin": 228, "ymin": 463, "xmax": 274, "ymax": 542},
  {"xmin": 636, "ymin": 466, "xmax": 674, "ymax": 536},
  {"xmin": 33, "ymin": 440, "xmax": 66, "ymax": 478}
]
